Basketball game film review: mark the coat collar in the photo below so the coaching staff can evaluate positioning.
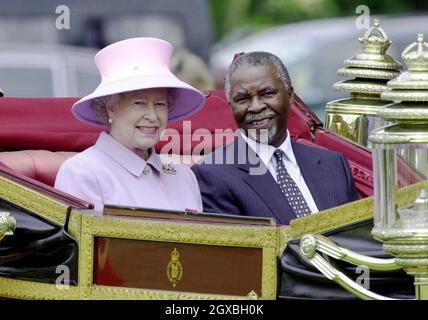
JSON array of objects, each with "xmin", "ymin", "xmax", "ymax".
[
  {"xmin": 95, "ymin": 132, "xmax": 163, "ymax": 177},
  {"xmin": 233, "ymin": 136, "xmax": 326, "ymax": 224},
  {"xmin": 240, "ymin": 130, "xmax": 298, "ymax": 169},
  {"xmin": 234, "ymin": 135, "xmax": 296, "ymax": 224}
]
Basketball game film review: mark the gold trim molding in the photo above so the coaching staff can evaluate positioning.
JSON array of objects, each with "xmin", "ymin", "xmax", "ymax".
[
  {"xmin": 325, "ymin": 101, "xmax": 387, "ymax": 115},
  {"xmin": 333, "ymin": 81, "xmax": 389, "ymax": 95},
  {"xmin": 74, "ymin": 213, "xmax": 278, "ymax": 300},
  {"xmin": 370, "ymin": 130, "xmax": 428, "ymax": 144},
  {"xmin": 0, "ymin": 212, "xmax": 279, "ymax": 300},
  {"xmin": 337, "ymin": 67, "xmax": 399, "ymax": 80},
  {"xmin": 0, "ymin": 175, "xmax": 69, "ymax": 225},
  {"xmin": 344, "ymin": 59, "xmax": 401, "ymax": 70},
  {"xmin": 289, "ymin": 180, "xmax": 428, "ymax": 240},
  {"xmin": 0, "ymin": 277, "xmax": 252, "ymax": 300},
  {"xmin": 382, "ymin": 90, "xmax": 428, "ymax": 101}
]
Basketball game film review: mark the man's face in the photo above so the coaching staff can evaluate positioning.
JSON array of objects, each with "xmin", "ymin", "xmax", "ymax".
[{"xmin": 229, "ymin": 64, "xmax": 293, "ymax": 147}]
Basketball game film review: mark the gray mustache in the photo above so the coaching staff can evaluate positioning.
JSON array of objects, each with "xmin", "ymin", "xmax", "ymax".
[{"xmin": 244, "ymin": 112, "xmax": 276, "ymax": 122}]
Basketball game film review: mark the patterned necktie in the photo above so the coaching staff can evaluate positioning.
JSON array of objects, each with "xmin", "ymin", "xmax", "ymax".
[{"xmin": 274, "ymin": 149, "xmax": 312, "ymax": 217}]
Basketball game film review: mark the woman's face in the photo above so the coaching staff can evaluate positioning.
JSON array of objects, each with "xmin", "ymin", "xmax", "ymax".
[{"xmin": 107, "ymin": 88, "xmax": 169, "ymax": 158}]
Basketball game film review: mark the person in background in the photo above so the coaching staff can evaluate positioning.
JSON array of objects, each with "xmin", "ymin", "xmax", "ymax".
[{"xmin": 171, "ymin": 47, "xmax": 215, "ymax": 92}]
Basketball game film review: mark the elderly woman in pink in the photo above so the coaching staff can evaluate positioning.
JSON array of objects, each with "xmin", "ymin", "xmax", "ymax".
[{"xmin": 55, "ymin": 38, "xmax": 205, "ymax": 212}]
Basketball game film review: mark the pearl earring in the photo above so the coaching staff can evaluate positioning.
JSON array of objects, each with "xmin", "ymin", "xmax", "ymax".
[{"xmin": 108, "ymin": 118, "xmax": 113, "ymax": 124}]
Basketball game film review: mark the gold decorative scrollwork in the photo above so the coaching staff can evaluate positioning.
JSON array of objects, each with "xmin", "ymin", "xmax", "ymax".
[
  {"xmin": 300, "ymin": 235, "xmax": 317, "ymax": 258},
  {"xmin": 0, "ymin": 211, "xmax": 16, "ymax": 242},
  {"xmin": 247, "ymin": 290, "xmax": 258, "ymax": 300},
  {"xmin": 0, "ymin": 175, "xmax": 69, "ymax": 226}
]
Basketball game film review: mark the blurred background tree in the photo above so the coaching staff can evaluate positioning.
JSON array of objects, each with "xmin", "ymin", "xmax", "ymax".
[{"xmin": 210, "ymin": 0, "xmax": 428, "ymax": 40}]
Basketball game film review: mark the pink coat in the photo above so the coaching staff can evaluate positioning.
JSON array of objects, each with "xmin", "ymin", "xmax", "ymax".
[{"xmin": 55, "ymin": 132, "xmax": 202, "ymax": 212}]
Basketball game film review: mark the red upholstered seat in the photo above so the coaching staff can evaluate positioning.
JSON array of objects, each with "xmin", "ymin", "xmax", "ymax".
[
  {"xmin": 0, "ymin": 90, "xmax": 375, "ymax": 199},
  {"xmin": 0, "ymin": 97, "xmax": 102, "ymax": 152},
  {"xmin": 0, "ymin": 150, "xmax": 77, "ymax": 186},
  {"xmin": 0, "ymin": 160, "xmax": 12, "ymax": 170},
  {"xmin": 295, "ymin": 132, "xmax": 373, "ymax": 198}
]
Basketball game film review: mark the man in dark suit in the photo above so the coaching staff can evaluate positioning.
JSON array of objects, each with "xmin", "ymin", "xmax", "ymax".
[{"xmin": 191, "ymin": 52, "xmax": 358, "ymax": 225}]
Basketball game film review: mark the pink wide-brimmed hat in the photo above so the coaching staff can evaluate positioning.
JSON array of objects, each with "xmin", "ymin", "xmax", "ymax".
[{"xmin": 72, "ymin": 37, "xmax": 206, "ymax": 127}]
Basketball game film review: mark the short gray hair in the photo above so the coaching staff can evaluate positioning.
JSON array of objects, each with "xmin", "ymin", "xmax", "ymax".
[
  {"xmin": 91, "ymin": 89, "xmax": 176, "ymax": 126},
  {"xmin": 224, "ymin": 51, "xmax": 292, "ymax": 102},
  {"xmin": 92, "ymin": 93, "xmax": 123, "ymax": 126}
]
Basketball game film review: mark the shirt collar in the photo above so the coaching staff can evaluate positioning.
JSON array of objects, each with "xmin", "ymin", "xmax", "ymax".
[
  {"xmin": 95, "ymin": 132, "xmax": 163, "ymax": 177},
  {"xmin": 240, "ymin": 129, "xmax": 297, "ymax": 167}
]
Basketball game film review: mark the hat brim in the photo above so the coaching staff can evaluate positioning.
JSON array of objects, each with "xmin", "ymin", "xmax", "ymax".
[{"xmin": 72, "ymin": 75, "xmax": 205, "ymax": 128}]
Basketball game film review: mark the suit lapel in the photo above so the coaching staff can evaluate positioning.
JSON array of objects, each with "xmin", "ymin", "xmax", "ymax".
[
  {"xmin": 234, "ymin": 136, "xmax": 296, "ymax": 224},
  {"xmin": 291, "ymin": 141, "xmax": 329, "ymax": 211}
]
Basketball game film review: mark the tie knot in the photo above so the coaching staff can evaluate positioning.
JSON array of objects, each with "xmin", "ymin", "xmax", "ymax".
[{"xmin": 274, "ymin": 149, "xmax": 283, "ymax": 162}]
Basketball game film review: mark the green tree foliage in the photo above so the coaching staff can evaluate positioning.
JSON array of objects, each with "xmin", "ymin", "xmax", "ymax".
[{"xmin": 210, "ymin": 0, "xmax": 427, "ymax": 40}]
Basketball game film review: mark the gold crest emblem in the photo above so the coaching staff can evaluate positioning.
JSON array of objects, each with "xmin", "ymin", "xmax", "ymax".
[{"xmin": 167, "ymin": 248, "xmax": 183, "ymax": 287}]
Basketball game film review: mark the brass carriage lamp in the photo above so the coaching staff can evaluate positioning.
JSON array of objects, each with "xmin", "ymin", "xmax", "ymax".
[
  {"xmin": 296, "ymin": 34, "xmax": 428, "ymax": 300},
  {"xmin": 325, "ymin": 19, "xmax": 402, "ymax": 147},
  {"xmin": 370, "ymin": 33, "xmax": 428, "ymax": 300}
]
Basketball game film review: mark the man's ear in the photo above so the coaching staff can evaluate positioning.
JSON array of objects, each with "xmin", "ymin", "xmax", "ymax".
[
  {"xmin": 228, "ymin": 98, "xmax": 235, "ymax": 110},
  {"xmin": 288, "ymin": 87, "xmax": 295, "ymax": 105}
]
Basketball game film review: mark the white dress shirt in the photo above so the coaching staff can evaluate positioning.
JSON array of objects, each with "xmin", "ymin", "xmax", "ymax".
[
  {"xmin": 241, "ymin": 130, "xmax": 319, "ymax": 213},
  {"xmin": 55, "ymin": 132, "xmax": 203, "ymax": 213}
]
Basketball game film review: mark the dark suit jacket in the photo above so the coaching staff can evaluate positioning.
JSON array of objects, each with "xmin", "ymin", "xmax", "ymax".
[{"xmin": 191, "ymin": 136, "xmax": 358, "ymax": 225}]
